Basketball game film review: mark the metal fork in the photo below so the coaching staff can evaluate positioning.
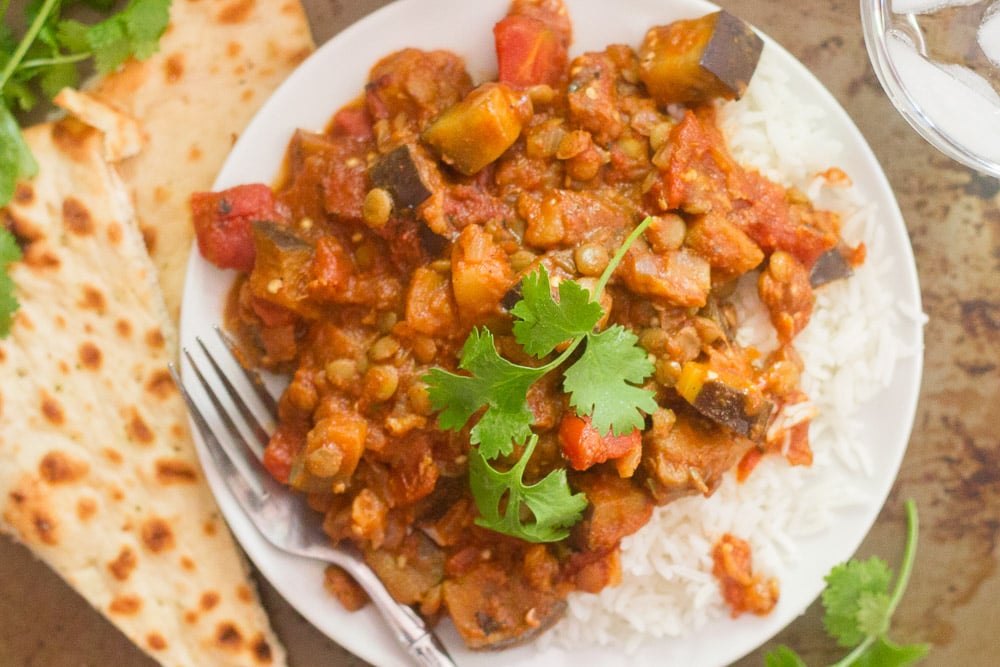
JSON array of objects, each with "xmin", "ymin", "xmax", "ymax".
[{"xmin": 169, "ymin": 327, "xmax": 457, "ymax": 667}]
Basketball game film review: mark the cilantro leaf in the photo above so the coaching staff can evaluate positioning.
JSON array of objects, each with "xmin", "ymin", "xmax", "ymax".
[
  {"xmin": 854, "ymin": 590, "xmax": 892, "ymax": 639},
  {"xmin": 424, "ymin": 327, "xmax": 541, "ymax": 459},
  {"xmin": 0, "ymin": 228, "xmax": 23, "ymax": 338},
  {"xmin": 764, "ymin": 646, "xmax": 808, "ymax": 667},
  {"xmin": 563, "ymin": 324, "xmax": 657, "ymax": 436},
  {"xmin": 86, "ymin": 0, "xmax": 171, "ymax": 74},
  {"xmin": 0, "ymin": 25, "xmax": 16, "ymax": 54},
  {"xmin": 511, "ymin": 263, "xmax": 602, "ymax": 357},
  {"xmin": 2, "ymin": 78, "xmax": 36, "ymax": 112},
  {"xmin": 851, "ymin": 637, "xmax": 929, "ymax": 667},
  {"xmin": 469, "ymin": 435, "xmax": 588, "ymax": 543},
  {"xmin": 766, "ymin": 500, "xmax": 928, "ymax": 667},
  {"xmin": 822, "ymin": 557, "xmax": 893, "ymax": 647},
  {"xmin": 0, "ymin": 228, "xmax": 20, "ymax": 265},
  {"xmin": 0, "ymin": 0, "xmax": 172, "ymax": 206},
  {"xmin": 85, "ymin": 17, "xmax": 132, "ymax": 74},
  {"xmin": 38, "ymin": 60, "xmax": 78, "ymax": 99},
  {"xmin": 424, "ymin": 217, "xmax": 655, "ymax": 543},
  {"xmin": 0, "ymin": 101, "xmax": 38, "ymax": 206},
  {"xmin": 56, "ymin": 20, "xmax": 92, "ymax": 55},
  {"xmin": 79, "ymin": 0, "xmax": 118, "ymax": 12}
]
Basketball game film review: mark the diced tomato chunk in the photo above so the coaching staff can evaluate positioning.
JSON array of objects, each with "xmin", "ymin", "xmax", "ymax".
[
  {"xmin": 494, "ymin": 14, "xmax": 567, "ymax": 88},
  {"xmin": 330, "ymin": 105, "xmax": 374, "ymax": 141},
  {"xmin": 250, "ymin": 297, "xmax": 297, "ymax": 328},
  {"xmin": 191, "ymin": 184, "xmax": 283, "ymax": 272},
  {"xmin": 263, "ymin": 422, "xmax": 306, "ymax": 484},
  {"xmin": 558, "ymin": 413, "xmax": 641, "ymax": 471},
  {"xmin": 712, "ymin": 533, "xmax": 780, "ymax": 617},
  {"xmin": 736, "ymin": 446, "xmax": 763, "ymax": 482}
]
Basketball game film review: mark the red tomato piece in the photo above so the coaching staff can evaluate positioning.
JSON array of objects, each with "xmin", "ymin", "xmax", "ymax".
[
  {"xmin": 494, "ymin": 14, "xmax": 567, "ymax": 88},
  {"xmin": 191, "ymin": 183, "xmax": 282, "ymax": 272},
  {"xmin": 558, "ymin": 413, "xmax": 641, "ymax": 471},
  {"xmin": 262, "ymin": 422, "xmax": 306, "ymax": 484},
  {"xmin": 330, "ymin": 105, "xmax": 374, "ymax": 141},
  {"xmin": 736, "ymin": 446, "xmax": 763, "ymax": 482}
]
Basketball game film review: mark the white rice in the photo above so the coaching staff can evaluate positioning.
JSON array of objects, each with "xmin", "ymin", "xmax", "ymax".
[{"xmin": 540, "ymin": 49, "xmax": 919, "ymax": 652}]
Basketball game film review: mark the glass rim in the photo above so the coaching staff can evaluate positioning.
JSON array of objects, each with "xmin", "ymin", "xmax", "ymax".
[{"xmin": 860, "ymin": 0, "xmax": 1000, "ymax": 178}]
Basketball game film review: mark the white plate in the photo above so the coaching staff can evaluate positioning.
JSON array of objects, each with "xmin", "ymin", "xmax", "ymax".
[{"xmin": 179, "ymin": 1, "xmax": 924, "ymax": 665}]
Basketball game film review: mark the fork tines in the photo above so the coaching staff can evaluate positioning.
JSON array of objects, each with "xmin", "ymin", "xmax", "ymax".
[{"xmin": 169, "ymin": 327, "xmax": 279, "ymax": 500}]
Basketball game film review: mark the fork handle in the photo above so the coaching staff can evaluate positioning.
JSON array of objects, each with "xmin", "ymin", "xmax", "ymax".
[
  {"xmin": 369, "ymin": 585, "xmax": 457, "ymax": 667},
  {"xmin": 408, "ymin": 631, "xmax": 457, "ymax": 667}
]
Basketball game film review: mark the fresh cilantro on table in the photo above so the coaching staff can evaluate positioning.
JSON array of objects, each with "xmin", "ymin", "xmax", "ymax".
[
  {"xmin": 0, "ymin": 98, "xmax": 36, "ymax": 205},
  {"xmin": 0, "ymin": 227, "xmax": 22, "ymax": 337},
  {"xmin": 424, "ymin": 216, "xmax": 656, "ymax": 543},
  {"xmin": 0, "ymin": 0, "xmax": 170, "ymax": 335},
  {"xmin": 766, "ymin": 499, "xmax": 929, "ymax": 666},
  {"xmin": 0, "ymin": 0, "xmax": 172, "ymax": 206}
]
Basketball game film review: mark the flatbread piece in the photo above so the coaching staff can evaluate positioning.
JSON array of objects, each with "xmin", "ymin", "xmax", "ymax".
[
  {"xmin": 88, "ymin": 0, "xmax": 316, "ymax": 324},
  {"xmin": 0, "ymin": 101, "xmax": 287, "ymax": 667}
]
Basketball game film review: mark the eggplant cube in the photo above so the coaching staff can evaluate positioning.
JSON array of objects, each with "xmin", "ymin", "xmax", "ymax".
[
  {"xmin": 675, "ymin": 361, "xmax": 772, "ymax": 441},
  {"xmin": 638, "ymin": 11, "xmax": 763, "ymax": 107},
  {"xmin": 422, "ymin": 82, "xmax": 530, "ymax": 175},
  {"xmin": 248, "ymin": 220, "xmax": 316, "ymax": 315},
  {"xmin": 369, "ymin": 143, "xmax": 434, "ymax": 210},
  {"xmin": 809, "ymin": 248, "xmax": 854, "ymax": 288}
]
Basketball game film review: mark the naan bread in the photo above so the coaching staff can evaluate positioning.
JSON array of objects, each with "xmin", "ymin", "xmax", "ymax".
[
  {"xmin": 88, "ymin": 0, "xmax": 315, "ymax": 324},
  {"xmin": 0, "ymin": 99, "xmax": 286, "ymax": 667}
]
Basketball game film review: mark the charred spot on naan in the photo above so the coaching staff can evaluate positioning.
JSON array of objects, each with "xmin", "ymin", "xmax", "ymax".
[
  {"xmin": 145, "ymin": 368, "xmax": 176, "ymax": 399},
  {"xmin": 108, "ymin": 545, "xmax": 138, "ymax": 581},
  {"xmin": 79, "ymin": 341, "xmax": 102, "ymax": 370},
  {"xmin": 38, "ymin": 450, "xmax": 89, "ymax": 484},
  {"xmin": 51, "ymin": 118, "xmax": 101, "ymax": 163},
  {"xmin": 216, "ymin": 620, "xmax": 245, "ymax": 651},
  {"xmin": 109, "ymin": 593, "xmax": 143, "ymax": 616},
  {"xmin": 63, "ymin": 197, "xmax": 95, "ymax": 236},
  {"xmin": 115, "ymin": 318, "xmax": 132, "ymax": 338},
  {"xmin": 123, "ymin": 406, "xmax": 155, "ymax": 445},
  {"xmin": 76, "ymin": 496, "xmax": 98, "ymax": 521},
  {"xmin": 252, "ymin": 634, "xmax": 275, "ymax": 664},
  {"xmin": 3, "ymin": 477, "xmax": 60, "ymax": 546},
  {"xmin": 22, "ymin": 245, "xmax": 62, "ymax": 271},
  {"xmin": 201, "ymin": 591, "xmax": 221, "ymax": 611},
  {"xmin": 139, "ymin": 224, "xmax": 158, "ymax": 254},
  {"xmin": 217, "ymin": 0, "xmax": 255, "ymax": 24},
  {"xmin": 145, "ymin": 328, "xmax": 166, "ymax": 350},
  {"xmin": 140, "ymin": 516, "xmax": 176, "ymax": 552},
  {"xmin": 3, "ymin": 207, "xmax": 44, "ymax": 243},
  {"xmin": 40, "ymin": 390, "xmax": 66, "ymax": 426},
  {"xmin": 147, "ymin": 632, "xmax": 169, "ymax": 651},
  {"xmin": 103, "ymin": 447, "xmax": 124, "ymax": 464},
  {"xmin": 236, "ymin": 584, "xmax": 253, "ymax": 603},
  {"xmin": 106, "ymin": 221, "xmax": 124, "ymax": 245},
  {"xmin": 79, "ymin": 284, "xmax": 107, "ymax": 313},
  {"xmin": 165, "ymin": 53, "xmax": 185, "ymax": 83},
  {"xmin": 155, "ymin": 458, "xmax": 198, "ymax": 484},
  {"xmin": 13, "ymin": 183, "xmax": 34, "ymax": 205}
]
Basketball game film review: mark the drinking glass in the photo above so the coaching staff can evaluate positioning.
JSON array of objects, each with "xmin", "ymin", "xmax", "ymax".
[{"xmin": 861, "ymin": 0, "xmax": 1000, "ymax": 176}]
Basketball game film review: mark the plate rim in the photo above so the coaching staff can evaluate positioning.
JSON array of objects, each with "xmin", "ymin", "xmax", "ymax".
[{"xmin": 178, "ymin": 1, "xmax": 924, "ymax": 665}]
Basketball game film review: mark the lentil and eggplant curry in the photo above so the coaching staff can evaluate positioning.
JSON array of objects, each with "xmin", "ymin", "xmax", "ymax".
[{"xmin": 191, "ymin": 0, "xmax": 860, "ymax": 649}]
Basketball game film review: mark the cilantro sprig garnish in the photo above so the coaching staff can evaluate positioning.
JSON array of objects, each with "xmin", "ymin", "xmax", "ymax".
[
  {"xmin": 0, "ymin": 226, "xmax": 22, "ymax": 336},
  {"xmin": 766, "ymin": 499, "xmax": 930, "ymax": 666},
  {"xmin": 0, "ymin": 0, "xmax": 172, "ymax": 206},
  {"xmin": 0, "ymin": 0, "xmax": 171, "ymax": 336},
  {"xmin": 424, "ymin": 216, "xmax": 657, "ymax": 543}
]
